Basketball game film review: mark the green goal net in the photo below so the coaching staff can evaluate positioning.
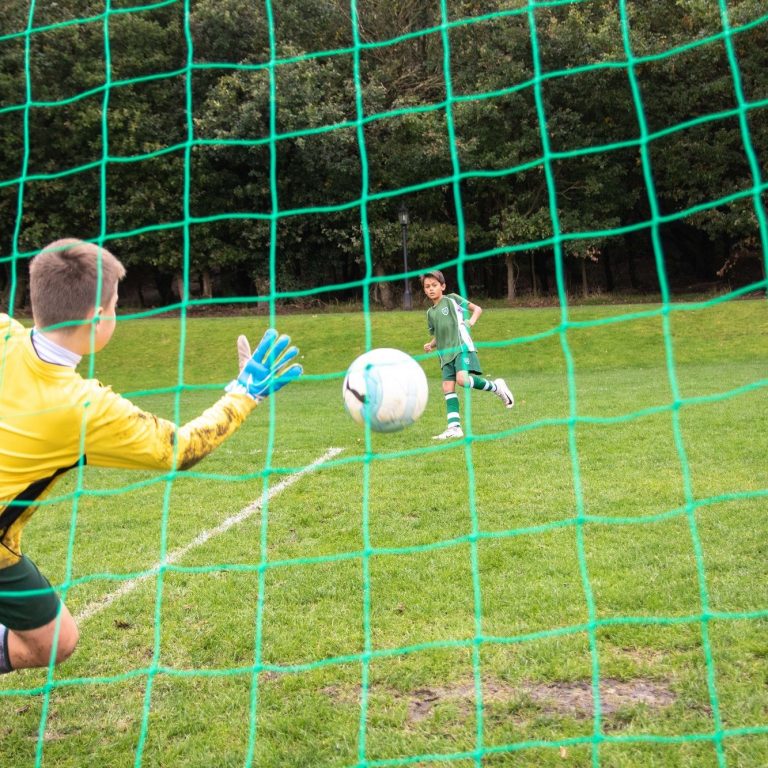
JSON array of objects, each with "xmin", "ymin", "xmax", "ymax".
[{"xmin": 1, "ymin": 1, "xmax": 767, "ymax": 767}]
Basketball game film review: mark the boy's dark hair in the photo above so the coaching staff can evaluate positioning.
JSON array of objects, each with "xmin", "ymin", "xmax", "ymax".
[
  {"xmin": 29, "ymin": 239, "xmax": 126, "ymax": 331},
  {"xmin": 420, "ymin": 269, "xmax": 445, "ymax": 286}
]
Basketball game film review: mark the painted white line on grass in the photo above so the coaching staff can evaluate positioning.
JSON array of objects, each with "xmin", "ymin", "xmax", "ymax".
[{"xmin": 76, "ymin": 446, "xmax": 344, "ymax": 623}]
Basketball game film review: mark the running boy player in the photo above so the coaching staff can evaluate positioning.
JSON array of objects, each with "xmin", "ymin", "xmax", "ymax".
[{"xmin": 422, "ymin": 269, "xmax": 513, "ymax": 440}]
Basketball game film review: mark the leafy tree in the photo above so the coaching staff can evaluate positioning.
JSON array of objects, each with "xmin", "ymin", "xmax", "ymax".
[{"xmin": 0, "ymin": 0, "xmax": 765, "ymax": 304}]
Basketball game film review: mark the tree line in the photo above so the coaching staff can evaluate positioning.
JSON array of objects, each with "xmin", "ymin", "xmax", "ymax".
[{"xmin": 0, "ymin": 0, "xmax": 766, "ymax": 309}]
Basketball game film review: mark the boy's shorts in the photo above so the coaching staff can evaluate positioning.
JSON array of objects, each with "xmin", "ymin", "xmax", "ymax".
[
  {"xmin": 441, "ymin": 351, "xmax": 482, "ymax": 382},
  {"xmin": 0, "ymin": 555, "xmax": 61, "ymax": 630}
]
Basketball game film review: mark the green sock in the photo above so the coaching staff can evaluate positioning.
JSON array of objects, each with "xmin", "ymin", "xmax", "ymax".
[
  {"xmin": 445, "ymin": 392, "xmax": 460, "ymax": 426},
  {"xmin": 466, "ymin": 375, "xmax": 496, "ymax": 392}
]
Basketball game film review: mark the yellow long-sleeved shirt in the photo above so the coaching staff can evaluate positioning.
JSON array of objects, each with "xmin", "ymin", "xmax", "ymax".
[{"xmin": 0, "ymin": 314, "xmax": 256, "ymax": 568}]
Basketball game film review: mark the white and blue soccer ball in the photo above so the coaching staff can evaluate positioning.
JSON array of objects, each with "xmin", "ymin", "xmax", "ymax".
[{"xmin": 342, "ymin": 348, "xmax": 429, "ymax": 432}]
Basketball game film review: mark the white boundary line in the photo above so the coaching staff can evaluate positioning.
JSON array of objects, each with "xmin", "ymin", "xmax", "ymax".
[{"xmin": 76, "ymin": 447, "xmax": 344, "ymax": 623}]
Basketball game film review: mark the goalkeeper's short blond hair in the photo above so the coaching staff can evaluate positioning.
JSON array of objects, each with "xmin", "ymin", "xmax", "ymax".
[{"xmin": 30, "ymin": 239, "xmax": 126, "ymax": 331}]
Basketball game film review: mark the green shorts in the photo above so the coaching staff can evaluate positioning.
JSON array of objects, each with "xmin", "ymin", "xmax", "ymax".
[
  {"xmin": 0, "ymin": 555, "xmax": 61, "ymax": 630},
  {"xmin": 441, "ymin": 351, "xmax": 482, "ymax": 382}
]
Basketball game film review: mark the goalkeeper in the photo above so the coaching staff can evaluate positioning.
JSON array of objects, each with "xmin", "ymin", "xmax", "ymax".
[{"xmin": 0, "ymin": 238, "xmax": 301, "ymax": 674}]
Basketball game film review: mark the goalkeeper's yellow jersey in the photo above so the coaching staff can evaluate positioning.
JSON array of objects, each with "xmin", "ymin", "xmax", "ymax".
[{"xmin": 0, "ymin": 313, "xmax": 256, "ymax": 569}]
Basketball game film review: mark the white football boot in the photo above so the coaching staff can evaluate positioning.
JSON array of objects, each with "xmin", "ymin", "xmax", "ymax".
[
  {"xmin": 493, "ymin": 378, "xmax": 514, "ymax": 408},
  {"xmin": 432, "ymin": 424, "xmax": 464, "ymax": 440}
]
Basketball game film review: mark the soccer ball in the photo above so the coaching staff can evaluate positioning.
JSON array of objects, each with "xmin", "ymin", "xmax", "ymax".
[{"xmin": 342, "ymin": 348, "xmax": 429, "ymax": 432}]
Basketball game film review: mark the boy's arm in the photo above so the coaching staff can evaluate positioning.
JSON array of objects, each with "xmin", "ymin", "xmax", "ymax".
[
  {"xmin": 424, "ymin": 312, "xmax": 437, "ymax": 352},
  {"xmin": 465, "ymin": 301, "xmax": 482, "ymax": 327},
  {"xmin": 85, "ymin": 328, "xmax": 301, "ymax": 471}
]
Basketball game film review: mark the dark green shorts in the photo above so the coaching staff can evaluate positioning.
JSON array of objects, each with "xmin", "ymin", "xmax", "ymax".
[
  {"xmin": 0, "ymin": 556, "xmax": 61, "ymax": 630},
  {"xmin": 441, "ymin": 351, "xmax": 482, "ymax": 382}
]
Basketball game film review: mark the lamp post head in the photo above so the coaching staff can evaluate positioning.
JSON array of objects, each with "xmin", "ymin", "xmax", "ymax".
[{"xmin": 398, "ymin": 203, "xmax": 409, "ymax": 227}]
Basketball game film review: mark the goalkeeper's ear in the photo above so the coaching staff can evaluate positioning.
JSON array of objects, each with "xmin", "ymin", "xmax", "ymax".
[{"xmin": 237, "ymin": 335, "xmax": 252, "ymax": 372}]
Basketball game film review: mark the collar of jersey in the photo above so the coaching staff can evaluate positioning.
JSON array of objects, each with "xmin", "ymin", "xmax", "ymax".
[{"xmin": 26, "ymin": 330, "xmax": 82, "ymax": 371}]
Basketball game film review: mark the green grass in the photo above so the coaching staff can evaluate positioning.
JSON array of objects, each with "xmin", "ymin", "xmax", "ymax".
[{"xmin": 1, "ymin": 298, "xmax": 767, "ymax": 767}]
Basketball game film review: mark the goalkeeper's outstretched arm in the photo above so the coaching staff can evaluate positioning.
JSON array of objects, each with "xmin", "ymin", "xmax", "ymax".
[{"xmin": 85, "ymin": 328, "xmax": 302, "ymax": 471}]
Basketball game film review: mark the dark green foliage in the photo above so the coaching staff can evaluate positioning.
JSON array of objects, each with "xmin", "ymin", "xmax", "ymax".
[{"xmin": 0, "ymin": 0, "xmax": 766, "ymax": 307}]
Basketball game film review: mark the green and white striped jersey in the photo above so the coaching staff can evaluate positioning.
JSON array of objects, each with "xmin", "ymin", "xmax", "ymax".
[{"xmin": 426, "ymin": 293, "xmax": 476, "ymax": 366}]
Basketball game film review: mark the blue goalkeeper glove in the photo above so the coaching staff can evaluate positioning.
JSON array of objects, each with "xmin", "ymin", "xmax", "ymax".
[{"xmin": 226, "ymin": 328, "xmax": 302, "ymax": 401}]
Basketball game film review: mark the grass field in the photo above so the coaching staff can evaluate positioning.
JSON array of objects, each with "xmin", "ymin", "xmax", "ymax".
[{"xmin": 1, "ymin": 297, "xmax": 767, "ymax": 767}]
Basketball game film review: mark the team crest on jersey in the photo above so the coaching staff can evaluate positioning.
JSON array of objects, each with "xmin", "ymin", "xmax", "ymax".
[
  {"xmin": 463, "ymin": 357, "xmax": 470, "ymax": 366},
  {"xmin": 441, "ymin": 307, "xmax": 449, "ymax": 315}
]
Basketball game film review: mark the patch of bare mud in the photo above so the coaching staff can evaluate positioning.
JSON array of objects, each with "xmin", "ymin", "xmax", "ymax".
[{"xmin": 323, "ymin": 677, "xmax": 676, "ymax": 723}]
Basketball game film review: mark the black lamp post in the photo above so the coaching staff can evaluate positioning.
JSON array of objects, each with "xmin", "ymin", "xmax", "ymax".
[{"xmin": 398, "ymin": 203, "xmax": 412, "ymax": 310}]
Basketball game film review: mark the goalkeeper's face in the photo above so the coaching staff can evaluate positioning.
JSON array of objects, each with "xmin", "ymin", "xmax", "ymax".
[{"xmin": 92, "ymin": 288, "xmax": 119, "ymax": 352}]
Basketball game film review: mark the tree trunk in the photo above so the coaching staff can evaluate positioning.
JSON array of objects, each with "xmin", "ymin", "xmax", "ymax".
[
  {"xmin": 373, "ymin": 263, "xmax": 394, "ymax": 309},
  {"xmin": 530, "ymin": 253, "xmax": 538, "ymax": 298},
  {"xmin": 505, "ymin": 253, "xmax": 517, "ymax": 301},
  {"xmin": 254, "ymin": 277, "xmax": 270, "ymax": 314},
  {"xmin": 581, "ymin": 258, "xmax": 589, "ymax": 297},
  {"xmin": 200, "ymin": 269, "xmax": 213, "ymax": 299},
  {"xmin": 627, "ymin": 248, "xmax": 638, "ymax": 290},
  {"xmin": 172, "ymin": 271, "xmax": 185, "ymax": 301},
  {"xmin": 603, "ymin": 251, "xmax": 614, "ymax": 292},
  {"xmin": 154, "ymin": 272, "xmax": 173, "ymax": 305},
  {"xmin": 535, "ymin": 254, "xmax": 549, "ymax": 295},
  {"xmin": 2, "ymin": 266, "xmax": 27, "ymax": 311}
]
